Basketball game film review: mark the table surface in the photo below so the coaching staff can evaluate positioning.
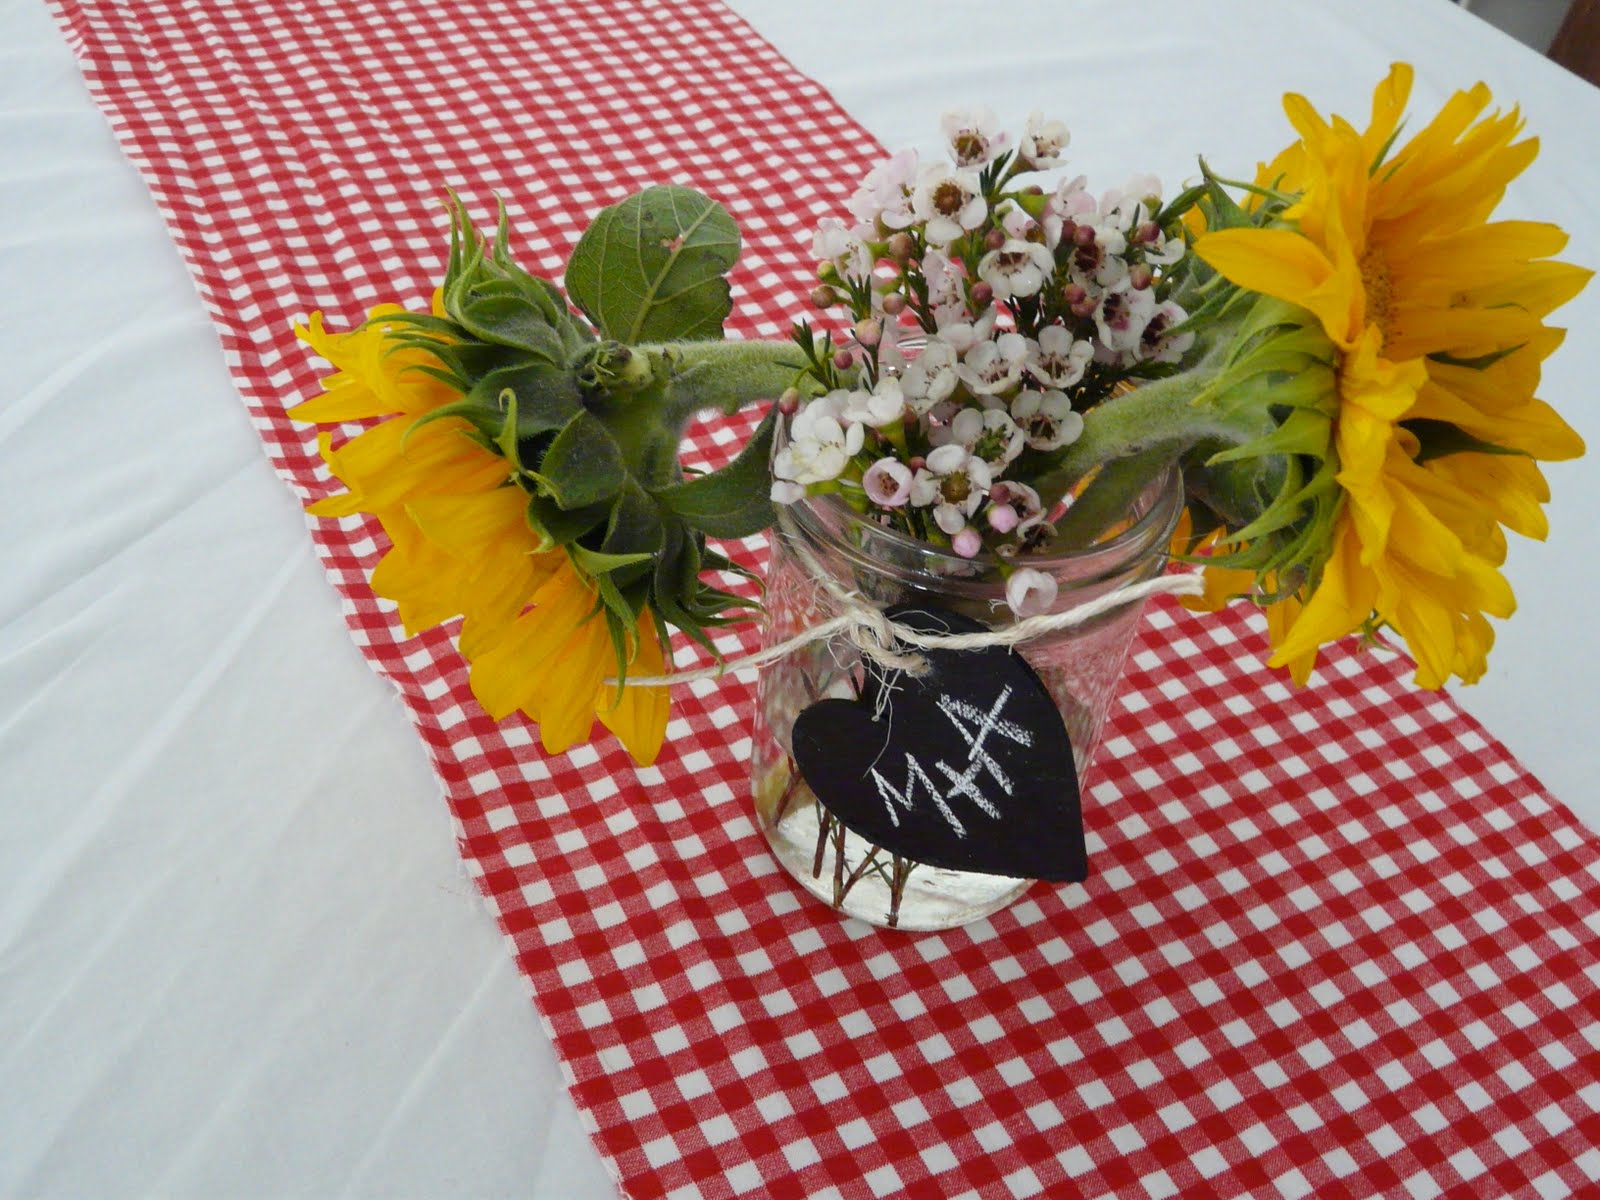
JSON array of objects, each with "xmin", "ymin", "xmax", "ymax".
[{"xmin": 4, "ymin": 0, "xmax": 1598, "ymax": 1195}]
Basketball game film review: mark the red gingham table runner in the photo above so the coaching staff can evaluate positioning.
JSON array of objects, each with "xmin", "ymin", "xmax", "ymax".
[{"xmin": 47, "ymin": 1, "xmax": 1600, "ymax": 1195}]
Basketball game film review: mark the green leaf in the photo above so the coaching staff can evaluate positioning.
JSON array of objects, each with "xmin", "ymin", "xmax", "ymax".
[
  {"xmin": 701, "ymin": 546, "xmax": 760, "ymax": 583},
  {"xmin": 651, "ymin": 407, "xmax": 778, "ymax": 539},
  {"xmin": 1206, "ymin": 408, "xmax": 1332, "ymax": 464},
  {"xmin": 1155, "ymin": 182, "xmax": 1207, "ymax": 229},
  {"xmin": 600, "ymin": 607, "xmax": 631, "ymax": 692},
  {"xmin": 454, "ymin": 294, "xmax": 568, "ymax": 362},
  {"xmin": 1196, "ymin": 159, "xmax": 1252, "ymax": 232},
  {"xmin": 417, "ymin": 341, "xmax": 513, "ymax": 388},
  {"xmin": 440, "ymin": 194, "xmax": 594, "ymax": 362},
  {"xmin": 528, "ymin": 493, "xmax": 610, "ymax": 546},
  {"xmin": 565, "ymin": 185, "xmax": 739, "ymax": 343},
  {"xmin": 485, "ymin": 363, "xmax": 584, "ymax": 437},
  {"xmin": 602, "ymin": 483, "xmax": 666, "ymax": 555},
  {"xmin": 406, "ymin": 363, "xmax": 583, "ymax": 447},
  {"xmin": 599, "ymin": 482, "xmax": 665, "ymax": 587},
  {"xmin": 1403, "ymin": 419, "xmax": 1526, "ymax": 464},
  {"xmin": 538, "ymin": 410, "xmax": 628, "ymax": 510},
  {"xmin": 651, "ymin": 525, "xmax": 719, "ymax": 656},
  {"xmin": 570, "ymin": 543, "xmax": 657, "ymax": 578},
  {"xmin": 369, "ymin": 311, "xmax": 459, "ymax": 338}
]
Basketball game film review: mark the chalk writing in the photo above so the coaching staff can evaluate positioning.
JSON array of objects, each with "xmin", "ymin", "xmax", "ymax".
[{"xmin": 868, "ymin": 684, "xmax": 1031, "ymax": 837}]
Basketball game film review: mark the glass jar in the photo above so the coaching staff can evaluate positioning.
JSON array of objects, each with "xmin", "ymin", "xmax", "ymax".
[{"xmin": 749, "ymin": 464, "xmax": 1183, "ymax": 931}]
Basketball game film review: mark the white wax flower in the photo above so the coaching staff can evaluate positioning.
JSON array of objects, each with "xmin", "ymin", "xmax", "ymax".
[
  {"xmin": 1066, "ymin": 222, "xmax": 1131, "ymax": 291},
  {"xmin": 911, "ymin": 165, "xmax": 987, "ymax": 246},
  {"xmin": 1098, "ymin": 174, "xmax": 1163, "ymax": 232},
  {"xmin": 1009, "ymin": 481, "xmax": 1046, "ymax": 532},
  {"xmin": 899, "ymin": 339, "xmax": 960, "ymax": 414},
  {"xmin": 910, "ymin": 443, "xmax": 992, "ymax": 537},
  {"xmin": 862, "ymin": 457, "xmax": 914, "ymax": 507},
  {"xmin": 1006, "ymin": 568, "xmax": 1059, "ymax": 618},
  {"xmin": 1026, "ymin": 326, "xmax": 1094, "ymax": 389},
  {"xmin": 957, "ymin": 331, "xmax": 1030, "ymax": 397},
  {"xmin": 936, "ymin": 306, "xmax": 996, "ymax": 354},
  {"xmin": 940, "ymin": 106, "xmax": 1007, "ymax": 167},
  {"xmin": 812, "ymin": 216, "xmax": 872, "ymax": 284},
  {"xmin": 1093, "ymin": 281, "xmax": 1158, "ymax": 354},
  {"xmin": 846, "ymin": 148, "xmax": 919, "ymax": 230},
  {"xmin": 774, "ymin": 392, "xmax": 864, "ymax": 485},
  {"xmin": 1019, "ymin": 110, "xmax": 1071, "ymax": 169},
  {"xmin": 949, "ymin": 406, "xmax": 1026, "ymax": 471},
  {"xmin": 840, "ymin": 377, "xmax": 907, "ymax": 428},
  {"xmin": 770, "ymin": 479, "xmax": 807, "ymax": 505},
  {"xmin": 977, "ymin": 239, "xmax": 1056, "ymax": 301},
  {"xmin": 920, "ymin": 248, "xmax": 969, "ymax": 328},
  {"xmin": 1138, "ymin": 300, "xmax": 1196, "ymax": 364},
  {"xmin": 1010, "ymin": 389, "xmax": 1085, "ymax": 452}
]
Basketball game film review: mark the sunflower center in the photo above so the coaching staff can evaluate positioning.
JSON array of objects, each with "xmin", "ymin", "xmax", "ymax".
[{"xmin": 1360, "ymin": 247, "xmax": 1394, "ymax": 347}]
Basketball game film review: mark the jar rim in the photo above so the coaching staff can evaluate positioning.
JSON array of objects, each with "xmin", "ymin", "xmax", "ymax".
[{"xmin": 779, "ymin": 460, "xmax": 1184, "ymax": 589}]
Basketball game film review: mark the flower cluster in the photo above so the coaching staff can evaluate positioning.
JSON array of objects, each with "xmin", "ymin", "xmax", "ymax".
[
  {"xmin": 293, "ymin": 69, "xmax": 1589, "ymax": 782},
  {"xmin": 772, "ymin": 108, "xmax": 1198, "ymax": 613},
  {"xmin": 770, "ymin": 81, "xmax": 1587, "ymax": 685}
]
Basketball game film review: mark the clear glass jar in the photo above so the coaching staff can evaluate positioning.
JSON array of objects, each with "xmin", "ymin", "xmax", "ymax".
[{"xmin": 749, "ymin": 464, "xmax": 1183, "ymax": 931}]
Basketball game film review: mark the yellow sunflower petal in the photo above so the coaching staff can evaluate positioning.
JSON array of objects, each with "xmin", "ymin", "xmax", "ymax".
[
  {"xmin": 466, "ymin": 564, "xmax": 598, "ymax": 720},
  {"xmin": 1270, "ymin": 520, "xmax": 1376, "ymax": 665},
  {"xmin": 1264, "ymin": 588, "xmax": 1317, "ymax": 686},
  {"xmin": 1411, "ymin": 380, "xmax": 1584, "ymax": 462},
  {"xmin": 1362, "ymin": 63, "xmax": 1413, "ymax": 167},
  {"xmin": 532, "ymin": 614, "xmax": 614, "ymax": 755},
  {"xmin": 370, "ymin": 515, "xmax": 465, "ymax": 635},
  {"xmin": 1194, "ymin": 228, "xmax": 1359, "ymax": 344},
  {"xmin": 596, "ymin": 614, "xmax": 671, "ymax": 767}
]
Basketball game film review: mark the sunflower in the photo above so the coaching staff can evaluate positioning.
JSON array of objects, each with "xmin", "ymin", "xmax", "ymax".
[
  {"xmin": 290, "ymin": 300, "xmax": 670, "ymax": 765},
  {"xmin": 1193, "ymin": 63, "xmax": 1588, "ymax": 687}
]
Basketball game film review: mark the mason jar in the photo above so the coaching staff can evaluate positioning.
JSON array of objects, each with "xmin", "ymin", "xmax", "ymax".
[{"xmin": 749, "ymin": 464, "xmax": 1183, "ymax": 931}]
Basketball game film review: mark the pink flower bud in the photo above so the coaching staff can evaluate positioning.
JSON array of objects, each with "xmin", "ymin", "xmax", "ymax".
[
  {"xmin": 881, "ymin": 292, "xmax": 906, "ymax": 315},
  {"xmin": 984, "ymin": 228, "xmax": 1006, "ymax": 252},
  {"xmin": 1129, "ymin": 264, "xmax": 1154, "ymax": 291},
  {"xmin": 1073, "ymin": 224, "xmax": 1097, "ymax": 247},
  {"xmin": 887, "ymin": 232, "xmax": 915, "ymax": 261},
  {"xmin": 1136, "ymin": 220, "xmax": 1161, "ymax": 244},
  {"xmin": 951, "ymin": 527, "xmax": 983, "ymax": 558},
  {"xmin": 1061, "ymin": 282, "xmax": 1086, "ymax": 305},
  {"xmin": 1071, "ymin": 297, "xmax": 1097, "ymax": 319},
  {"xmin": 854, "ymin": 318, "xmax": 882, "ymax": 347},
  {"xmin": 832, "ymin": 347, "xmax": 854, "ymax": 370},
  {"xmin": 777, "ymin": 387, "xmax": 802, "ymax": 416},
  {"xmin": 907, "ymin": 455, "xmax": 927, "ymax": 471},
  {"xmin": 810, "ymin": 285, "xmax": 837, "ymax": 309},
  {"xmin": 970, "ymin": 281, "xmax": 995, "ymax": 308},
  {"xmin": 986, "ymin": 504, "xmax": 1020, "ymax": 534}
]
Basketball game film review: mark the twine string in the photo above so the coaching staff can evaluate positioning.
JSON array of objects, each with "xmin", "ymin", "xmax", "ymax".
[{"xmin": 607, "ymin": 535, "xmax": 1205, "ymax": 687}]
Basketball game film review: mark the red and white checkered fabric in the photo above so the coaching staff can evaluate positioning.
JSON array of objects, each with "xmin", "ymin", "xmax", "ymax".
[{"xmin": 49, "ymin": 0, "xmax": 1600, "ymax": 1195}]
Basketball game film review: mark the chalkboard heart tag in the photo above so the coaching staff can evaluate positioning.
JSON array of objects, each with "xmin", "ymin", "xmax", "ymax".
[{"xmin": 790, "ymin": 604, "xmax": 1086, "ymax": 882}]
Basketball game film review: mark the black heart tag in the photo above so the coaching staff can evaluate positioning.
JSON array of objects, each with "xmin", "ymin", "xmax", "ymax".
[{"xmin": 791, "ymin": 604, "xmax": 1086, "ymax": 882}]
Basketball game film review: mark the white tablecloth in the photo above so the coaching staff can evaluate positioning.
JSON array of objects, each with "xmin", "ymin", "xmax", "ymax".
[{"xmin": 3, "ymin": 1, "xmax": 1597, "ymax": 1194}]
